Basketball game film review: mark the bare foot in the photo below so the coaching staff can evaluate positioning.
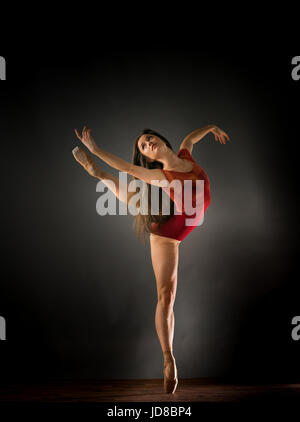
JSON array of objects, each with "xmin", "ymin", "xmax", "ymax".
[{"xmin": 72, "ymin": 146, "xmax": 98, "ymax": 177}]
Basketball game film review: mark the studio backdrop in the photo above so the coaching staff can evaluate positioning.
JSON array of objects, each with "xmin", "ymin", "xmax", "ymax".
[{"xmin": 0, "ymin": 50, "xmax": 299, "ymax": 383}]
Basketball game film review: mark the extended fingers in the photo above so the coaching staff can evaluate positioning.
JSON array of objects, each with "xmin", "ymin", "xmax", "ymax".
[
  {"xmin": 220, "ymin": 131, "xmax": 230, "ymax": 144},
  {"xmin": 217, "ymin": 135, "xmax": 223, "ymax": 143},
  {"xmin": 213, "ymin": 130, "xmax": 224, "ymax": 143},
  {"xmin": 222, "ymin": 131, "xmax": 230, "ymax": 142},
  {"xmin": 75, "ymin": 128, "xmax": 82, "ymax": 140},
  {"xmin": 82, "ymin": 125, "xmax": 92, "ymax": 138}
]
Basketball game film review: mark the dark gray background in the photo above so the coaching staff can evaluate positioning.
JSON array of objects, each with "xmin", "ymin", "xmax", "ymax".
[{"xmin": 0, "ymin": 48, "xmax": 299, "ymax": 383}]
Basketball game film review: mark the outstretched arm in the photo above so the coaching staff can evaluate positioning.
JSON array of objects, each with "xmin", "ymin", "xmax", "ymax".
[
  {"xmin": 74, "ymin": 126, "xmax": 165, "ymax": 186},
  {"xmin": 72, "ymin": 146, "xmax": 139, "ymax": 205},
  {"xmin": 75, "ymin": 126, "xmax": 132, "ymax": 173},
  {"xmin": 180, "ymin": 125, "xmax": 230, "ymax": 153}
]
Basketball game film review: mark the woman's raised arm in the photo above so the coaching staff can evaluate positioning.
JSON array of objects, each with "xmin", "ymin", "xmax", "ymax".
[
  {"xmin": 74, "ymin": 126, "xmax": 165, "ymax": 187},
  {"xmin": 180, "ymin": 125, "xmax": 230, "ymax": 152}
]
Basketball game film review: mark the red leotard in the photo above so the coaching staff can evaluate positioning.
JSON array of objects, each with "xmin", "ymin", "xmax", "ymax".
[{"xmin": 151, "ymin": 148, "xmax": 211, "ymax": 241}]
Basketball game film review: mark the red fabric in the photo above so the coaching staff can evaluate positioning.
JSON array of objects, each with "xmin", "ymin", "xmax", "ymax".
[{"xmin": 151, "ymin": 148, "xmax": 211, "ymax": 241}]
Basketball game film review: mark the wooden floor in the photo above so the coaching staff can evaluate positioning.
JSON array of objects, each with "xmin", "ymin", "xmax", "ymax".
[{"xmin": 0, "ymin": 378, "xmax": 299, "ymax": 403}]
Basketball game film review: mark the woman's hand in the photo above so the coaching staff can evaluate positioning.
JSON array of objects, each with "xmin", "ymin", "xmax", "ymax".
[
  {"xmin": 74, "ymin": 125, "xmax": 98, "ymax": 153},
  {"xmin": 211, "ymin": 125, "xmax": 230, "ymax": 144}
]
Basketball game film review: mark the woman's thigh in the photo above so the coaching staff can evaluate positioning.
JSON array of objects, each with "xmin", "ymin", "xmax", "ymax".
[{"xmin": 150, "ymin": 233, "xmax": 180, "ymax": 299}]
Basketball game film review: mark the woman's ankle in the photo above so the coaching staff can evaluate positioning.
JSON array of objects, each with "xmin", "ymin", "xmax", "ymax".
[{"xmin": 163, "ymin": 350, "xmax": 174, "ymax": 361}]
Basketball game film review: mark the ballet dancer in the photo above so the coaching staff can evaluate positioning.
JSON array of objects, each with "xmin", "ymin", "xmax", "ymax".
[{"xmin": 72, "ymin": 124, "xmax": 229, "ymax": 394}]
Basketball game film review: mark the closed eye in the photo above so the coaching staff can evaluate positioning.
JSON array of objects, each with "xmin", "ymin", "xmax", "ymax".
[{"xmin": 140, "ymin": 135, "xmax": 153, "ymax": 150}]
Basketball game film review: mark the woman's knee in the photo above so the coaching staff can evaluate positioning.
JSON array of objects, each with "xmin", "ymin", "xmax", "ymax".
[{"xmin": 157, "ymin": 285, "xmax": 176, "ymax": 310}]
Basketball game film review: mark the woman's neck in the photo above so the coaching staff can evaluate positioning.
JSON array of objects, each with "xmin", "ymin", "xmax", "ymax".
[{"xmin": 159, "ymin": 148, "xmax": 185, "ymax": 171}]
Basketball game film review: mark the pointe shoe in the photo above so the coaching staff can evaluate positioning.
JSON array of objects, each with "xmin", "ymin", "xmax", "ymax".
[
  {"xmin": 72, "ymin": 146, "xmax": 86, "ymax": 161},
  {"xmin": 163, "ymin": 359, "xmax": 178, "ymax": 394},
  {"xmin": 72, "ymin": 146, "xmax": 97, "ymax": 176}
]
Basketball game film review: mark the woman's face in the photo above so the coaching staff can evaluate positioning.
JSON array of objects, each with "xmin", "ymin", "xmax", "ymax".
[{"xmin": 137, "ymin": 134, "xmax": 166, "ymax": 161}]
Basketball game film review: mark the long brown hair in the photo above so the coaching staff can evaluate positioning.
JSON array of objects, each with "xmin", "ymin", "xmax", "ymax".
[{"xmin": 130, "ymin": 129, "xmax": 175, "ymax": 244}]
